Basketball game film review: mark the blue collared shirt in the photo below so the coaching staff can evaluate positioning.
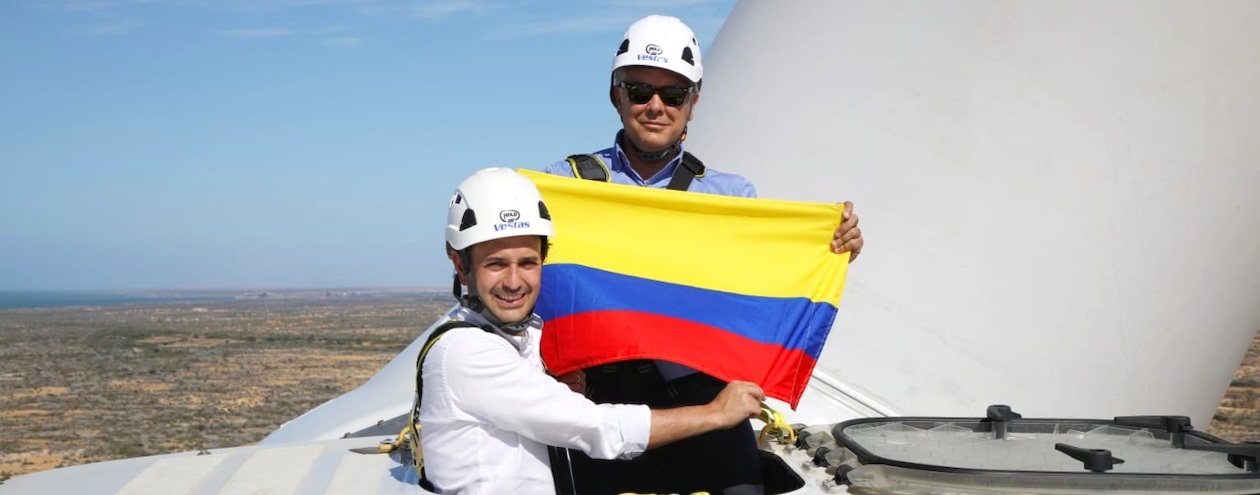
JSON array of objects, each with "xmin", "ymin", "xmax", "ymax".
[{"xmin": 541, "ymin": 133, "xmax": 757, "ymax": 198}]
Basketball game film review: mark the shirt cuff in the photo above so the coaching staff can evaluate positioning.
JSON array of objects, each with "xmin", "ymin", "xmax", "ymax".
[{"xmin": 614, "ymin": 404, "xmax": 651, "ymax": 459}]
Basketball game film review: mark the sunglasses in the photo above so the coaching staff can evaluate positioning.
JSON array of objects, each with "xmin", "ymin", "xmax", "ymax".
[{"xmin": 618, "ymin": 81, "xmax": 695, "ymax": 107}]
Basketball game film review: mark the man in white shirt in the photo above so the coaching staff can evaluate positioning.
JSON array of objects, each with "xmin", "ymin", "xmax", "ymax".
[{"xmin": 417, "ymin": 168, "xmax": 765, "ymax": 494}]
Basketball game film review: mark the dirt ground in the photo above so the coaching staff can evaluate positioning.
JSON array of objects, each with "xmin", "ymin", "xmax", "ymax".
[
  {"xmin": 0, "ymin": 295, "xmax": 1257, "ymax": 482},
  {"xmin": 1205, "ymin": 326, "xmax": 1260, "ymax": 442},
  {"xmin": 0, "ymin": 294, "xmax": 450, "ymax": 481}
]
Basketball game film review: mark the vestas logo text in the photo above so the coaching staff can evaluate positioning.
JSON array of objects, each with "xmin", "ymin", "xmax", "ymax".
[
  {"xmin": 493, "ymin": 221, "xmax": 530, "ymax": 232},
  {"xmin": 637, "ymin": 54, "xmax": 668, "ymax": 64}
]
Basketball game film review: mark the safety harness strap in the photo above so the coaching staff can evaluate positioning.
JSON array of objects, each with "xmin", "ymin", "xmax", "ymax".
[
  {"xmin": 570, "ymin": 152, "xmax": 706, "ymax": 192},
  {"xmin": 409, "ymin": 319, "xmax": 481, "ymax": 490},
  {"xmin": 666, "ymin": 151, "xmax": 706, "ymax": 192},
  {"xmin": 566, "ymin": 154, "xmax": 611, "ymax": 182}
]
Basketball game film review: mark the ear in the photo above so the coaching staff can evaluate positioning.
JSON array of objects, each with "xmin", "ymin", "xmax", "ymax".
[
  {"xmin": 687, "ymin": 90, "xmax": 700, "ymax": 121},
  {"xmin": 609, "ymin": 86, "xmax": 622, "ymax": 112},
  {"xmin": 450, "ymin": 251, "xmax": 469, "ymax": 286}
]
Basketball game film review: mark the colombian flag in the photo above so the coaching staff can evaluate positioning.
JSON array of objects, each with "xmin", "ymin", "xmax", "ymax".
[{"xmin": 521, "ymin": 170, "xmax": 848, "ymax": 408}]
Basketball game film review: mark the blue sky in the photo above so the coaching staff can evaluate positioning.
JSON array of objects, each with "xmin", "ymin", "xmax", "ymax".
[{"xmin": 0, "ymin": 0, "xmax": 737, "ymax": 291}]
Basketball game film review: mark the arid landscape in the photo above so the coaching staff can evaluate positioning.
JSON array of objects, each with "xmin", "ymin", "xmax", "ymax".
[
  {"xmin": 0, "ymin": 291, "xmax": 450, "ymax": 481},
  {"xmin": 1, "ymin": 292, "xmax": 1258, "ymax": 482}
]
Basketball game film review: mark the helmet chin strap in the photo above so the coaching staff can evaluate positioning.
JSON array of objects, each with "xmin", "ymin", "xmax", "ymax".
[
  {"xmin": 452, "ymin": 273, "xmax": 484, "ymax": 313},
  {"xmin": 627, "ymin": 136, "xmax": 680, "ymax": 162},
  {"xmin": 632, "ymin": 141, "xmax": 677, "ymax": 162},
  {"xmin": 621, "ymin": 128, "xmax": 683, "ymax": 163}
]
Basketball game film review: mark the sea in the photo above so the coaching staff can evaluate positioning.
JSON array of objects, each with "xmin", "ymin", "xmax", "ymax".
[{"xmin": 0, "ymin": 291, "xmax": 240, "ymax": 309}]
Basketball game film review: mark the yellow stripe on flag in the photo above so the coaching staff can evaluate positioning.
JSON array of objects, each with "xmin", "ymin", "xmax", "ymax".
[{"xmin": 519, "ymin": 169, "xmax": 848, "ymax": 304}]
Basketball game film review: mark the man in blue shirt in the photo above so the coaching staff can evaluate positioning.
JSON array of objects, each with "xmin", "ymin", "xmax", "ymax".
[{"xmin": 541, "ymin": 15, "xmax": 864, "ymax": 495}]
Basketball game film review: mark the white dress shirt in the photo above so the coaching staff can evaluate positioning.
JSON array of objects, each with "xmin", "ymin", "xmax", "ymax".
[{"xmin": 419, "ymin": 308, "xmax": 651, "ymax": 494}]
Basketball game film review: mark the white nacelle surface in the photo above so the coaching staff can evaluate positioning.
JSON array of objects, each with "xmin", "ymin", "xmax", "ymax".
[{"xmin": 690, "ymin": 0, "xmax": 1260, "ymax": 426}]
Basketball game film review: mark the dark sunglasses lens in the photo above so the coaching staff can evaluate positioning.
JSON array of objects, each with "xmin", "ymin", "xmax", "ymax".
[
  {"xmin": 625, "ymin": 83, "xmax": 655, "ymax": 104},
  {"xmin": 622, "ymin": 82, "xmax": 690, "ymax": 106},
  {"xmin": 658, "ymin": 87, "xmax": 688, "ymax": 106}
]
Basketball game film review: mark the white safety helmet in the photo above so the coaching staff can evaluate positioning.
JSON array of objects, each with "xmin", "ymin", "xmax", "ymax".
[
  {"xmin": 612, "ymin": 15, "xmax": 703, "ymax": 85},
  {"xmin": 445, "ymin": 168, "xmax": 554, "ymax": 252}
]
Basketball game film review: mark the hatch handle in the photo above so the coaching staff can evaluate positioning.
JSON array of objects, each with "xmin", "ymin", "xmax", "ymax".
[
  {"xmin": 1181, "ymin": 442, "xmax": 1260, "ymax": 472},
  {"xmin": 812, "ymin": 446, "xmax": 834, "ymax": 467},
  {"xmin": 1055, "ymin": 443, "xmax": 1124, "ymax": 472},
  {"xmin": 984, "ymin": 404, "xmax": 1022, "ymax": 439},
  {"xmin": 1113, "ymin": 415, "xmax": 1193, "ymax": 448}
]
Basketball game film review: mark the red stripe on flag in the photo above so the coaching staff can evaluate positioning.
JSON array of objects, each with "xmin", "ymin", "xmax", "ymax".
[{"xmin": 541, "ymin": 310, "xmax": 818, "ymax": 408}]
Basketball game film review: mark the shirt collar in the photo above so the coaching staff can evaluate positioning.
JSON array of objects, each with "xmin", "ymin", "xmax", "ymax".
[
  {"xmin": 450, "ymin": 306, "xmax": 540, "ymax": 354},
  {"xmin": 611, "ymin": 130, "xmax": 686, "ymax": 187}
]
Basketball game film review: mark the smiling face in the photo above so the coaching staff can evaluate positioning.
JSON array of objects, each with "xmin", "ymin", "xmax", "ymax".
[
  {"xmin": 615, "ymin": 65, "xmax": 699, "ymax": 155},
  {"xmin": 454, "ymin": 235, "xmax": 543, "ymax": 325}
]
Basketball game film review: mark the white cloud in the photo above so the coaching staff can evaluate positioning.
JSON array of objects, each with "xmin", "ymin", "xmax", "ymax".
[
  {"xmin": 79, "ymin": 18, "xmax": 144, "ymax": 35},
  {"xmin": 203, "ymin": 0, "xmax": 393, "ymax": 13},
  {"xmin": 494, "ymin": 14, "xmax": 628, "ymax": 39},
  {"xmin": 310, "ymin": 24, "xmax": 350, "ymax": 35},
  {"xmin": 219, "ymin": 27, "xmax": 295, "ymax": 38},
  {"xmin": 61, "ymin": 0, "xmax": 114, "ymax": 11},
  {"xmin": 594, "ymin": 0, "xmax": 728, "ymax": 8},
  {"xmin": 476, "ymin": 2, "xmax": 734, "ymax": 41},
  {"xmin": 323, "ymin": 36, "xmax": 361, "ymax": 47},
  {"xmin": 410, "ymin": 0, "xmax": 497, "ymax": 20}
]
